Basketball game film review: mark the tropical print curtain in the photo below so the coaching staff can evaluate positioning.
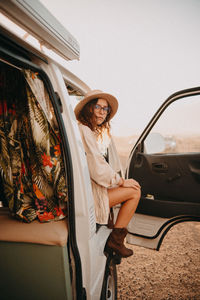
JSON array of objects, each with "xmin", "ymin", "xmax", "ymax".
[{"xmin": 0, "ymin": 64, "xmax": 68, "ymax": 222}]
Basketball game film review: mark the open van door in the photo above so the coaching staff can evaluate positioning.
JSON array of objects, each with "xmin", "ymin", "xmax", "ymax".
[{"xmin": 125, "ymin": 87, "xmax": 200, "ymax": 250}]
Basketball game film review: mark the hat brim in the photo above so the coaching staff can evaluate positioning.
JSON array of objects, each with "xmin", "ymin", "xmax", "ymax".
[{"xmin": 74, "ymin": 91, "xmax": 118, "ymax": 121}]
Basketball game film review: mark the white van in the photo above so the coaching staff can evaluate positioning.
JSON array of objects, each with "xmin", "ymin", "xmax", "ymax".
[{"xmin": 0, "ymin": 1, "xmax": 200, "ymax": 300}]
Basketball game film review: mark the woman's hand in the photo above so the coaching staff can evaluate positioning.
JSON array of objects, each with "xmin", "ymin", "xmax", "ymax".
[{"xmin": 119, "ymin": 178, "xmax": 141, "ymax": 190}]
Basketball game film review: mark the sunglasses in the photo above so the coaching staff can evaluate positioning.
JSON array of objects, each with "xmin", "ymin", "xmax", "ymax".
[{"xmin": 94, "ymin": 104, "xmax": 110, "ymax": 113}]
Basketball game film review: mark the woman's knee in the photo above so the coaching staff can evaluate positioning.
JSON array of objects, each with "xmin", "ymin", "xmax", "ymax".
[{"xmin": 131, "ymin": 188, "xmax": 141, "ymax": 204}]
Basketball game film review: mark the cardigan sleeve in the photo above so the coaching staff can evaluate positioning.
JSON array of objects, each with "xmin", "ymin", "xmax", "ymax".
[{"xmin": 79, "ymin": 124, "xmax": 121, "ymax": 188}]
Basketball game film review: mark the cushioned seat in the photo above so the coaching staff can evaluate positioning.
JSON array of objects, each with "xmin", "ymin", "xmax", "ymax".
[{"xmin": 0, "ymin": 208, "xmax": 68, "ymax": 246}]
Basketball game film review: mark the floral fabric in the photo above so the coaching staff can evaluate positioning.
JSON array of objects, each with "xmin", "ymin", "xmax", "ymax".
[{"xmin": 0, "ymin": 64, "xmax": 68, "ymax": 222}]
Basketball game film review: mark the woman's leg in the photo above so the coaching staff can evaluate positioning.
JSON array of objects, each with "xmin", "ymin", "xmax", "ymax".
[
  {"xmin": 105, "ymin": 187, "xmax": 140, "ymax": 258},
  {"xmin": 108, "ymin": 187, "xmax": 141, "ymax": 228}
]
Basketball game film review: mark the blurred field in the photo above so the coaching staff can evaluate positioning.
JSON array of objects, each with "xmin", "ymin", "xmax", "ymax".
[{"xmin": 112, "ymin": 135, "xmax": 139, "ymax": 171}]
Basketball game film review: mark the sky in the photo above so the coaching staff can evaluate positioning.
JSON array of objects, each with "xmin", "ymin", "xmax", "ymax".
[{"xmin": 40, "ymin": 0, "xmax": 200, "ymax": 136}]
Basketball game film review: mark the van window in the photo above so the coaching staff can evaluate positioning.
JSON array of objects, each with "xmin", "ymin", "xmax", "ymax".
[
  {"xmin": 145, "ymin": 96, "xmax": 200, "ymax": 154},
  {"xmin": 0, "ymin": 62, "xmax": 68, "ymax": 222},
  {"xmin": 65, "ymin": 83, "xmax": 84, "ymax": 110}
]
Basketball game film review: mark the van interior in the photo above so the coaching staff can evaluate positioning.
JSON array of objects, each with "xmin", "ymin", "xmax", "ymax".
[{"xmin": 0, "ymin": 61, "xmax": 74, "ymax": 300}]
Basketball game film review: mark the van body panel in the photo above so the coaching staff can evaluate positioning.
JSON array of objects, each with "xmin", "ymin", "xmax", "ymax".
[
  {"xmin": 45, "ymin": 61, "xmax": 111, "ymax": 297},
  {"xmin": 0, "ymin": 2, "xmax": 109, "ymax": 299},
  {"xmin": 0, "ymin": 241, "xmax": 72, "ymax": 300},
  {"xmin": 0, "ymin": 0, "xmax": 79, "ymax": 60}
]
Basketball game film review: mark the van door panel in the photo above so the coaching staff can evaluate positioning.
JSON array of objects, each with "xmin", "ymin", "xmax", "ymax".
[
  {"xmin": 129, "ymin": 152, "xmax": 200, "ymax": 207},
  {"xmin": 126, "ymin": 88, "xmax": 200, "ymax": 249}
]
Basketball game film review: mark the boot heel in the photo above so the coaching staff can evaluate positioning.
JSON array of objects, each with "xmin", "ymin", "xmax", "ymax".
[
  {"xmin": 112, "ymin": 254, "xmax": 122, "ymax": 265},
  {"xmin": 104, "ymin": 246, "xmax": 122, "ymax": 264},
  {"xmin": 104, "ymin": 244, "xmax": 113, "ymax": 257}
]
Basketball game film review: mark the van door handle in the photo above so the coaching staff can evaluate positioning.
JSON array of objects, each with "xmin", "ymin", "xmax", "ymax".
[
  {"xmin": 189, "ymin": 165, "xmax": 200, "ymax": 176},
  {"xmin": 152, "ymin": 162, "xmax": 168, "ymax": 173},
  {"xmin": 189, "ymin": 164, "xmax": 200, "ymax": 183}
]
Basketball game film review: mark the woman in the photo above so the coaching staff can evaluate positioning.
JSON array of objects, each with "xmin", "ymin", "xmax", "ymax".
[{"xmin": 74, "ymin": 90, "xmax": 141, "ymax": 258}]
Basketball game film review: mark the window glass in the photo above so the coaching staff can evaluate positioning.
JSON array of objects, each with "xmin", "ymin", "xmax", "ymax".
[
  {"xmin": 65, "ymin": 83, "xmax": 84, "ymax": 110},
  {"xmin": 144, "ymin": 95, "xmax": 200, "ymax": 154}
]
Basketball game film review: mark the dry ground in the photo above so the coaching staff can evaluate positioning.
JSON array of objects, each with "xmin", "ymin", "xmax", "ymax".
[
  {"xmin": 117, "ymin": 222, "xmax": 200, "ymax": 299},
  {"xmin": 113, "ymin": 135, "xmax": 200, "ymax": 299}
]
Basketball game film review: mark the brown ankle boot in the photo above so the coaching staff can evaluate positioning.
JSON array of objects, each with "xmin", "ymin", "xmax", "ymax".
[{"xmin": 104, "ymin": 228, "xmax": 133, "ymax": 258}]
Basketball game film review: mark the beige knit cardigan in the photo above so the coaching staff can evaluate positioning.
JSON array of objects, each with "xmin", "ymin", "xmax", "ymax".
[{"xmin": 79, "ymin": 124, "xmax": 121, "ymax": 224}]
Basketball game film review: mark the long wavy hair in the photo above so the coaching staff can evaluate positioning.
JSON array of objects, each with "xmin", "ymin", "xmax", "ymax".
[{"xmin": 77, "ymin": 98, "xmax": 111, "ymax": 137}]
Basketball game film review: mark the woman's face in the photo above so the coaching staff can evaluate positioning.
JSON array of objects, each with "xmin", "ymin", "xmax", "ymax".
[{"xmin": 93, "ymin": 98, "xmax": 110, "ymax": 126}]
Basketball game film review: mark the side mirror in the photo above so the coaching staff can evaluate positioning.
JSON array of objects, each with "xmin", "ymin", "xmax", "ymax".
[{"xmin": 144, "ymin": 132, "xmax": 165, "ymax": 153}]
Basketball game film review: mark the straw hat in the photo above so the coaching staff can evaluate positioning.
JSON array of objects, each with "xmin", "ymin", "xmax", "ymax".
[{"xmin": 74, "ymin": 89, "xmax": 118, "ymax": 121}]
